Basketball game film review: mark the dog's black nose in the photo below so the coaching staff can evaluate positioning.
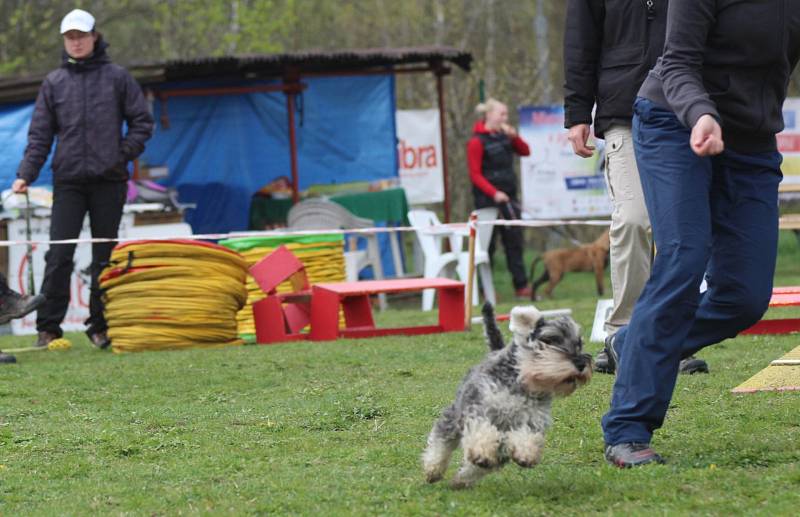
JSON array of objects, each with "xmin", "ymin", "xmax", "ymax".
[{"xmin": 572, "ymin": 356, "xmax": 588, "ymax": 370}]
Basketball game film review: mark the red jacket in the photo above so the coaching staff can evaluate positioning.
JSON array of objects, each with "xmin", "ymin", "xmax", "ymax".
[{"xmin": 466, "ymin": 121, "xmax": 530, "ymax": 197}]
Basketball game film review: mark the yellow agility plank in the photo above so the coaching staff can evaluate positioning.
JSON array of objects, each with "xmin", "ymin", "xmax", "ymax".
[{"xmin": 732, "ymin": 345, "xmax": 800, "ymax": 393}]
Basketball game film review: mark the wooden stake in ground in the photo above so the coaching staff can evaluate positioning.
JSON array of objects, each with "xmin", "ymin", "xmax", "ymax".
[{"xmin": 464, "ymin": 213, "xmax": 477, "ymax": 329}]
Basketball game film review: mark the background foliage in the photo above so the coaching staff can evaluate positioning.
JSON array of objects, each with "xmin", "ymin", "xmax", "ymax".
[{"xmin": 1, "ymin": 0, "xmax": 800, "ymax": 220}]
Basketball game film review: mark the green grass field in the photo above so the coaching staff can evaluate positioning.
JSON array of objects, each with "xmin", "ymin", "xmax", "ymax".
[{"xmin": 1, "ymin": 232, "xmax": 799, "ymax": 515}]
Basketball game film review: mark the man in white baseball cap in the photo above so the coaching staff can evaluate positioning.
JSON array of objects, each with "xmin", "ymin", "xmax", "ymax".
[
  {"xmin": 60, "ymin": 8, "xmax": 95, "ymax": 34},
  {"xmin": 13, "ymin": 8, "xmax": 154, "ymax": 351},
  {"xmin": 59, "ymin": 9, "xmax": 97, "ymax": 61}
]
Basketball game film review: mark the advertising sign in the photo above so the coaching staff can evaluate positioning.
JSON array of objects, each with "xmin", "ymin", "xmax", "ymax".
[
  {"xmin": 518, "ymin": 106, "xmax": 611, "ymax": 218},
  {"xmin": 396, "ymin": 109, "xmax": 444, "ymax": 204}
]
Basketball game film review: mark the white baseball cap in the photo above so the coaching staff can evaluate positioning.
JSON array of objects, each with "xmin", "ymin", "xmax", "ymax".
[{"xmin": 60, "ymin": 9, "xmax": 95, "ymax": 34}]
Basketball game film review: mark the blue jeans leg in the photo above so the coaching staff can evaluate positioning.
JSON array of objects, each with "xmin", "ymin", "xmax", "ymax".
[
  {"xmin": 601, "ymin": 98, "xmax": 782, "ymax": 446},
  {"xmin": 679, "ymin": 149, "xmax": 782, "ymax": 357}
]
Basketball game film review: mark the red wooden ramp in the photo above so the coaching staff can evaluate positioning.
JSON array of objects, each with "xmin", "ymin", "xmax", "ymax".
[
  {"xmin": 742, "ymin": 288, "xmax": 800, "ymax": 335},
  {"xmin": 310, "ymin": 278, "xmax": 465, "ymax": 341}
]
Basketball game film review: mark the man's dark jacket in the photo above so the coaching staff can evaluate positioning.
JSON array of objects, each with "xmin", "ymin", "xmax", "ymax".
[
  {"xmin": 17, "ymin": 38, "xmax": 154, "ymax": 185},
  {"xmin": 563, "ymin": 0, "xmax": 667, "ymax": 138}
]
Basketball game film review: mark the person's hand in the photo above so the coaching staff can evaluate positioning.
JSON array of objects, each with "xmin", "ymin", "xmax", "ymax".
[
  {"xmin": 567, "ymin": 124, "xmax": 595, "ymax": 158},
  {"xmin": 493, "ymin": 191, "xmax": 510, "ymax": 204},
  {"xmin": 12, "ymin": 179, "xmax": 28, "ymax": 194},
  {"xmin": 691, "ymin": 114, "xmax": 724, "ymax": 156},
  {"xmin": 501, "ymin": 123, "xmax": 518, "ymax": 138}
]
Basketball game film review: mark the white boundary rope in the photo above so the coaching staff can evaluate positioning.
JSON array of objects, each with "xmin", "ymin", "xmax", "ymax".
[{"xmin": 0, "ymin": 218, "xmax": 611, "ymax": 247}]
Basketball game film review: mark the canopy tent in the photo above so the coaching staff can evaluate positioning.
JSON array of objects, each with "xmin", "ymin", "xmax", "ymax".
[{"xmin": 0, "ymin": 47, "xmax": 472, "ymax": 233}]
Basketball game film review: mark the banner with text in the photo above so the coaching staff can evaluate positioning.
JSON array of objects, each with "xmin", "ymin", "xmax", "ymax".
[
  {"xmin": 396, "ymin": 109, "xmax": 444, "ymax": 204},
  {"xmin": 518, "ymin": 106, "xmax": 611, "ymax": 218}
]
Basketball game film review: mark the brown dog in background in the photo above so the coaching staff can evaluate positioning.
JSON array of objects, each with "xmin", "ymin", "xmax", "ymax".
[{"xmin": 529, "ymin": 229, "xmax": 610, "ymax": 300}]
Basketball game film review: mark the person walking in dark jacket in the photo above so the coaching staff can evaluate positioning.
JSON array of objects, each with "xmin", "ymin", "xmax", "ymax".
[
  {"xmin": 563, "ymin": 0, "xmax": 708, "ymax": 376},
  {"xmin": 12, "ymin": 9, "xmax": 154, "ymax": 350},
  {"xmin": 467, "ymin": 98, "xmax": 532, "ymax": 299},
  {"xmin": 602, "ymin": 0, "xmax": 800, "ymax": 467}
]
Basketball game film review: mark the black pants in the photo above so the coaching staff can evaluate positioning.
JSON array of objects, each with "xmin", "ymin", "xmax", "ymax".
[
  {"xmin": 486, "ymin": 199, "xmax": 528, "ymax": 290},
  {"xmin": 37, "ymin": 181, "xmax": 127, "ymax": 337}
]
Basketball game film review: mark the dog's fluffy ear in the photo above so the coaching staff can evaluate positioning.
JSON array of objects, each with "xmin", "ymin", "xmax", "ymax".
[{"xmin": 509, "ymin": 306, "xmax": 542, "ymax": 346}]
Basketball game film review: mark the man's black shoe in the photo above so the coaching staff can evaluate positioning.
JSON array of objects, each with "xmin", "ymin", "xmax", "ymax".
[
  {"xmin": 87, "ymin": 331, "xmax": 111, "ymax": 350},
  {"xmin": 600, "ymin": 333, "xmax": 620, "ymax": 374},
  {"xmin": 0, "ymin": 350, "xmax": 17, "ymax": 364},
  {"xmin": 605, "ymin": 443, "xmax": 665, "ymax": 468},
  {"xmin": 679, "ymin": 356, "xmax": 709, "ymax": 375},
  {"xmin": 594, "ymin": 349, "xmax": 613, "ymax": 374},
  {"xmin": 601, "ymin": 335, "xmax": 708, "ymax": 375},
  {"xmin": 0, "ymin": 292, "xmax": 45, "ymax": 325},
  {"xmin": 36, "ymin": 330, "xmax": 59, "ymax": 348}
]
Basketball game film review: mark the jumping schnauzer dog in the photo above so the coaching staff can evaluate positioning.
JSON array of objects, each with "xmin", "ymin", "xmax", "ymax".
[{"xmin": 422, "ymin": 303, "xmax": 592, "ymax": 488}]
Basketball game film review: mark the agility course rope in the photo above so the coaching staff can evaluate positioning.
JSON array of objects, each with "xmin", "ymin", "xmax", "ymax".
[
  {"xmin": 4, "ymin": 338, "xmax": 72, "ymax": 354},
  {"xmin": 100, "ymin": 239, "xmax": 249, "ymax": 353},
  {"xmin": 220, "ymin": 234, "xmax": 347, "ymax": 341},
  {"xmin": 0, "ymin": 218, "xmax": 613, "ymax": 248}
]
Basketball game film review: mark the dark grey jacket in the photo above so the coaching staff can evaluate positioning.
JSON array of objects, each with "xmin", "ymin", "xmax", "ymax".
[
  {"xmin": 639, "ymin": 0, "xmax": 800, "ymax": 153},
  {"xmin": 17, "ymin": 39, "xmax": 154, "ymax": 185},
  {"xmin": 563, "ymin": 0, "xmax": 668, "ymax": 138}
]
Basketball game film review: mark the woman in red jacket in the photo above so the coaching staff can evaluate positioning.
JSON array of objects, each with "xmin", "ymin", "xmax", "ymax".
[{"xmin": 467, "ymin": 98, "xmax": 531, "ymax": 299}]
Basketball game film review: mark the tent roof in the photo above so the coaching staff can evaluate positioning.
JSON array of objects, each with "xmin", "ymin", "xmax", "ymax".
[{"xmin": 0, "ymin": 46, "xmax": 472, "ymax": 104}]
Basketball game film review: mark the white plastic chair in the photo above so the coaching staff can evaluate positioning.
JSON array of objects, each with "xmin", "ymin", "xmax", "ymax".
[
  {"xmin": 288, "ymin": 198, "xmax": 386, "ymax": 309},
  {"xmin": 407, "ymin": 209, "xmax": 460, "ymax": 311},
  {"xmin": 457, "ymin": 207, "xmax": 497, "ymax": 306}
]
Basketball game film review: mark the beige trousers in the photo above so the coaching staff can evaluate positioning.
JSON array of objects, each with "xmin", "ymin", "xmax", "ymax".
[{"xmin": 602, "ymin": 125, "xmax": 652, "ymax": 334}]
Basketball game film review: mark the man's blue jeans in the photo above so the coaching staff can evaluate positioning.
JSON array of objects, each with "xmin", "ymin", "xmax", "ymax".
[{"xmin": 602, "ymin": 98, "xmax": 783, "ymax": 446}]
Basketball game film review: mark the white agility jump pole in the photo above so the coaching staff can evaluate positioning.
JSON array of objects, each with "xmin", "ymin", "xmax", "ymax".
[{"xmin": 464, "ymin": 212, "xmax": 478, "ymax": 329}]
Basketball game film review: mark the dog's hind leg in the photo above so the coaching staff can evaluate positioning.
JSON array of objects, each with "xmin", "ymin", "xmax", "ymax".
[
  {"xmin": 422, "ymin": 410, "xmax": 461, "ymax": 483},
  {"xmin": 530, "ymin": 269, "xmax": 549, "ymax": 301},
  {"xmin": 593, "ymin": 254, "xmax": 605, "ymax": 296},
  {"xmin": 543, "ymin": 270, "xmax": 563, "ymax": 298},
  {"xmin": 506, "ymin": 428, "xmax": 545, "ymax": 468}
]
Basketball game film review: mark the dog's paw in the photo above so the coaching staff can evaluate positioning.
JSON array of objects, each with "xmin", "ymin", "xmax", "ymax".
[
  {"xmin": 511, "ymin": 456, "xmax": 540, "ymax": 468},
  {"xmin": 508, "ymin": 431, "xmax": 544, "ymax": 468},
  {"xmin": 424, "ymin": 470, "xmax": 444, "ymax": 483},
  {"xmin": 449, "ymin": 478, "xmax": 473, "ymax": 490},
  {"xmin": 466, "ymin": 451, "xmax": 499, "ymax": 469}
]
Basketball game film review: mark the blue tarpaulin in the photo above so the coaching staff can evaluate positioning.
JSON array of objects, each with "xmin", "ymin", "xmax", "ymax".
[
  {"xmin": 0, "ymin": 102, "xmax": 55, "ymax": 187},
  {"xmin": 0, "ymin": 75, "xmax": 398, "ymax": 234}
]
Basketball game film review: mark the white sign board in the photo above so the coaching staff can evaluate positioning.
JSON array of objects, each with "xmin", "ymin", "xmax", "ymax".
[
  {"xmin": 779, "ymin": 97, "xmax": 800, "ymax": 185},
  {"xmin": 590, "ymin": 298, "xmax": 614, "ymax": 343},
  {"xmin": 518, "ymin": 106, "xmax": 612, "ymax": 218},
  {"xmin": 396, "ymin": 109, "xmax": 444, "ymax": 204},
  {"xmin": 7, "ymin": 213, "xmax": 134, "ymax": 335}
]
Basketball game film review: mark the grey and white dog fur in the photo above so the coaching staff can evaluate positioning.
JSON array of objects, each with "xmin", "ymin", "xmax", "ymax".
[{"xmin": 422, "ymin": 302, "xmax": 592, "ymax": 488}]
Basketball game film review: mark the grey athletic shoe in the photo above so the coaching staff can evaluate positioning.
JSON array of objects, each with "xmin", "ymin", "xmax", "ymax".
[
  {"xmin": 605, "ymin": 442, "xmax": 665, "ymax": 468},
  {"xmin": 0, "ymin": 350, "xmax": 17, "ymax": 364}
]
